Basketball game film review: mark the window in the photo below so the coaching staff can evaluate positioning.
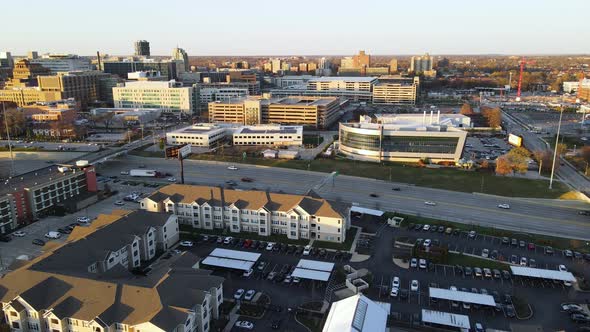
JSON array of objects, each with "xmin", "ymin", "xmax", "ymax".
[
  {"xmin": 10, "ymin": 311, "xmax": 17, "ymax": 317},
  {"xmin": 12, "ymin": 322, "xmax": 20, "ymax": 329},
  {"xmin": 108, "ymin": 257, "xmax": 114, "ymax": 263},
  {"xmin": 149, "ymin": 249, "xmax": 154, "ymax": 255},
  {"xmin": 317, "ymin": 226, "xmax": 320, "ymax": 231}
]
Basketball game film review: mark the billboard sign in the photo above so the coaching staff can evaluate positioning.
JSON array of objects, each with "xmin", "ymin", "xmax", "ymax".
[
  {"xmin": 179, "ymin": 144, "xmax": 191, "ymax": 158},
  {"xmin": 508, "ymin": 133, "xmax": 523, "ymax": 147},
  {"xmin": 166, "ymin": 144, "xmax": 191, "ymax": 159}
]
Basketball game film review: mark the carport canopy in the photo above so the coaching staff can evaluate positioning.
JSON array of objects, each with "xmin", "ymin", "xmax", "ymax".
[
  {"xmin": 421, "ymin": 309, "xmax": 470, "ymax": 330},
  {"xmin": 350, "ymin": 206, "xmax": 384, "ymax": 217},
  {"xmin": 291, "ymin": 259, "xmax": 335, "ymax": 281},
  {"xmin": 510, "ymin": 266, "xmax": 576, "ymax": 282},
  {"xmin": 428, "ymin": 288, "xmax": 496, "ymax": 306},
  {"xmin": 201, "ymin": 248, "xmax": 261, "ymax": 271}
]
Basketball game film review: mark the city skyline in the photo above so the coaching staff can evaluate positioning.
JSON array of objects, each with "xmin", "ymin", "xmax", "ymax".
[{"xmin": 3, "ymin": 0, "xmax": 589, "ymax": 56}]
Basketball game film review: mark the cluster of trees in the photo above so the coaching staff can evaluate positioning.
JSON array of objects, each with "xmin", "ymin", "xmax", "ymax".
[
  {"xmin": 0, "ymin": 107, "xmax": 26, "ymax": 138},
  {"xmin": 460, "ymin": 103, "xmax": 502, "ymax": 128},
  {"xmin": 495, "ymin": 147, "xmax": 531, "ymax": 176}
]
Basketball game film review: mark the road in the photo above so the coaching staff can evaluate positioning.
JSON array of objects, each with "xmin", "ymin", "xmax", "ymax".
[{"xmin": 97, "ymin": 155, "xmax": 590, "ymax": 241}]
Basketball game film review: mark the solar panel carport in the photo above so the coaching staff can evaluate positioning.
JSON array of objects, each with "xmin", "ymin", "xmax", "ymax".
[
  {"xmin": 510, "ymin": 266, "xmax": 576, "ymax": 282},
  {"xmin": 291, "ymin": 259, "xmax": 335, "ymax": 281},
  {"xmin": 428, "ymin": 288, "xmax": 496, "ymax": 306},
  {"xmin": 421, "ymin": 309, "xmax": 470, "ymax": 330},
  {"xmin": 201, "ymin": 248, "xmax": 261, "ymax": 271}
]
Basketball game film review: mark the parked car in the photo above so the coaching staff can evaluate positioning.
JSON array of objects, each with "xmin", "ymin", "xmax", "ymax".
[
  {"xmin": 410, "ymin": 280, "xmax": 419, "ymax": 292},
  {"xmin": 223, "ymin": 236, "xmax": 233, "ymax": 244},
  {"xmin": 76, "ymin": 216, "xmax": 90, "ymax": 223},
  {"xmin": 179, "ymin": 241, "xmax": 194, "ymax": 247},
  {"xmin": 257, "ymin": 261, "xmax": 267, "ymax": 271},
  {"xmin": 559, "ymin": 264, "xmax": 568, "ymax": 272},
  {"xmin": 419, "ymin": 259, "xmax": 427, "ymax": 269},
  {"xmin": 266, "ymin": 242, "xmax": 275, "ymax": 251},
  {"xmin": 32, "ymin": 239, "xmax": 45, "ymax": 246},
  {"xmin": 235, "ymin": 321, "xmax": 254, "ymax": 330},
  {"xmin": 410, "ymin": 258, "xmax": 418, "ymax": 268},
  {"xmin": 422, "ymin": 224, "xmax": 431, "ymax": 231},
  {"xmin": 520, "ymin": 257, "xmax": 528, "ymax": 266},
  {"xmin": 233, "ymin": 289, "xmax": 245, "ymax": 300},
  {"xmin": 562, "ymin": 303, "xmax": 584, "ymax": 313},
  {"xmin": 565, "ymin": 250, "xmax": 574, "ymax": 258},
  {"xmin": 505, "ymin": 305, "xmax": 516, "ymax": 318},
  {"xmin": 12, "ymin": 231, "xmax": 26, "ymax": 237},
  {"xmin": 481, "ymin": 248, "xmax": 489, "ymax": 258},
  {"xmin": 510, "ymin": 255, "xmax": 518, "ymax": 264},
  {"xmin": 244, "ymin": 289, "xmax": 256, "ymax": 301},
  {"xmin": 544, "ymin": 246, "xmax": 554, "ymax": 255},
  {"xmin": 114, "ymin": 200, "xmax": 125, "ymax": 206},
  {"xmin": 243, "ymin": 269, "xmax": 253, "ymax": 277},
  {"xmin": 502, "ymin": 237, "xmax": 510, "ymax": 244},
  {"xmin": 468, "ymin": 231, "xmax": 476, "ymax": 239},
  {"xmin": 502, "ymin": 270, "xmax": 511, "ymax": 279},
  {"xmin": 44, "ymin": 231, "xmax": 61, "ymax": 239},
  {"xmin": 303, "ymin": 245, "xmax": 312, "ymax": 255}
]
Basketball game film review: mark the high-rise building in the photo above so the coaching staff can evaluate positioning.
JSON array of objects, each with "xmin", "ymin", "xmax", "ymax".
[
  {"xmin": 319, "ymin": 57, "xmax": 331, "ymax": 69},
  {"xmin": 353, "ymin": 50, "xmax": 371, "ymax": 69},
  {"xmin": 172, "ymin": 47, "xmax": 189, "ymax": 71},
  {"xmin": 30, "ymin": 54, "xmax": 93, "ymax": 73},
  {"xmin": 134, "ymin": 40, "xmax": 150, "ymax": 57},
  {"xmin": 389, "ymin": 58, "xmax": 398, "ymax": 73},
  {"xmin": 271, "ymin": 58, "xmax": 282, "ymax": 73},
  {"xmin": 102, "ymin": 58, "xmax": 178, "ymax": 80},
  {"xmin": 0, "ymin": 52, "xmax": 14, "ymax": 68},
  {"xmin": 11, "ymin": 59, "xmax": 50, "ymax": 84},
  {"xmin": 27, "ymin": 51, "xmax": 38, "ymax": 59},
  {"xmin": 410, "ymin": 53, "xmax": 436, "ymax": 77},
  {"xmin": 37, "ymin": 71, "xmax": 112, "ymax": 107},
  {"xmin": 113, "ymin": 80, "xmax": 195, "ymax": 114}
]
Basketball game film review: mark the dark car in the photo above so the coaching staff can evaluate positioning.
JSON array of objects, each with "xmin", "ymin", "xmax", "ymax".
[
  {"xmin": 241, "ymin": 177, "xmax": 254, "ymax": 182},
  {"xmin": 414, "ymin": 224, "xmax": 423, "ymax": 231},
  {"xmin": 452, "ymin": 229, "xmax": 460, "ymax": 236},
  {"xmin": 400, "ymin": 289, "xmax": 409, "ymax": 299},
  {"xmin": 32, "ymin": 239, "xmax": 45, "ymax": 246},
  {"xmin": 572, "ymin": 313, "xmax": 590, "ymax": 323},
  {"xmin": 502, "ymin": 270, "xmax": 511, "ymax": 279},
  {"xmin": 0, "ymin": 235, "xmax": 12, "ymax": 242},
  {"xmin": 502, "ymin": 237, "xmax": 509, "ymax": 245},
  {"xmin": 271, "ymin": 319, "xmax": 282, "ymax": 330},
  {"xmin": 319, "ymin": 249, "xmax": 327, "ymax": 257},
  {"xmin": 505, "ymin": 305, "xmax": 516, "ymax": 318},
  {"xmin": 545, "ymin": 246, "xmax": 554, "ymax": 255},
  {"xmin": 578, "ymin": 210, "xmax": 590, "ymax": 216},
  {"xmin": 455, "ymin": 265, "xmax": 464, "ymax": 275},
  {"xmin": 250, "ymin": 240, "xmax": 259, "ymax": 248},
  {"xmin": 491, "ymin": 250, "xmax": 499, "ymax": 260},
  {"xmin": 464, "ymin": 267, "xmax": 473, "ymax": 276},
  {"xmin": 295, "ymin": 246, "xmax": 304, "ymax": 255},
  {"xmin": 504, "ymin": 294, "xmax": 512, "ymax": 304},
  {"xmin": 392, "ymin": 187, "xmax": 401, "ymax": 191},
  {"xmin": 57, "ymin": 228, "xmax": 71, "ymax": 234},
  {"xmin": 574, "ymin": 251, "xmax": 583, "ymax": 259},
  {"xmin": 370, "ymin": 193, "xmax": 378, "ymax": 197},
  {"xmin": 237, "ymin": 239, "xmax": 245, "ymax": 247},
  {"xmin": 510, "ymin": 255, "xmax": 518, "ymax": 264},
  {"xmin": 438, "ymin": 226, "xmax": 445, "ymax": 233},
  {"xmin": 273, "ymin": 243, "xmax": 281, "ymax": 252},
  {"xmin": 287, "ymin": 245, "xmax": 296, "ymax": 254},
  {"xmin": 258, "ymin": 241, "xmax": 267, "ymax": 250}
]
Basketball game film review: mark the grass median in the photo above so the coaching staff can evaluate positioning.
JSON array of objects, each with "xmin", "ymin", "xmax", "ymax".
[{"xmin": 447, "ymin": 253, "xmax": 509, "ymax": 270}]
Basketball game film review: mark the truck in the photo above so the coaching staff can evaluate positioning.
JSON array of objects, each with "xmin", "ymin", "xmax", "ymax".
[{"xmin": 129, "ymin": 169, "xmax": 159, "ymax": 177}]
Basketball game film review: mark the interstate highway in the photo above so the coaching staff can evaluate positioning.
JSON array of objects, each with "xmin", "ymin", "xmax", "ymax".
[{"xmin": 100, "ymin": 155, "xmax": 590, "ymax": 241}]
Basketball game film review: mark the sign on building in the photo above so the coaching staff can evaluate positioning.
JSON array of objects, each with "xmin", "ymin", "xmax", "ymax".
[
  {"xmin": 165, "ymin": 144, "xmax": 191, "ymax": 159},
  {"xmin": 508, "ymin": 133, "xmax": 523, "ymax": 147}
]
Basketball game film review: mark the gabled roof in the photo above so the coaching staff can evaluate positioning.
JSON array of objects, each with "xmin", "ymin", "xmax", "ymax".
[
  {"xmin": 20, "ymin": 276, "xmax": 73, "ymax": 310},
  {"xmin": 52, "ymin": 296, "xmax": 83, "ymax": 318}
]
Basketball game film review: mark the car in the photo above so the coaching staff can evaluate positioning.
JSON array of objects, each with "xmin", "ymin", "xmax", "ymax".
[
  {"xmin": 483, "ymin": 268, "xmax": 492, "ymax": 278},
  {"xmin": 424, "ymin": 201, "xmax": 437, "ymax": 206},
  {"xmin": 235, "ymin": 321, "xmax": 254, "ymax": 330},
  {"xmin": 44, "ymin": 231, "xmax": 61, "ymax": 239},
  {"xmin": 511, "ymin": 238, "xmax": 518, "ymax": 246},
  {"xmin": 423, "ymin": 239, "xmax": 432, "ymax": 247},
  {"xmin": 390, "ymin": 287, "xmax": 399, "ymax": 297},
  {"xmin": 559, "ymin": 264, "xmax": 568, "ymax": 272},
  {"xmin": 519, "ymin": 240, "xmax": 526, "ymax": 248},
  {"xmin": 502, "ymin": 237, "xmax": 510, "ymax": 244},
  {"xmin": 12, "ymin": 231, "xmax": 26, "ymax": 237},
  {"xmin": 120, "ymin": 171, "xmax": 129, "ymax": 175},
  {"xmin": 410, "ymin": 280, "xmax": 419, "ymax": 291},
  {"xmin": 565, "ymin": 250, "xmax": 574, "ymax": 258},
  {"xmin": 410, "ymin": 258, "xmax": 418, "ymax": 268},
  {"xmin": 258, "ymin": 241, "xmax": 267, "ymax": 250},
  {"xmin": 242, "ymin": 239, "xmax": 252, "ymax": 248},
  {"xmin": 578, "ymin": 210, "xmax": 590, "ymax": 216},
  {"xmin": 452, "ymin": 229, "xmax": 460, "ymax": 236},
  {"xmin": 493, "ymin": 269, "xmax": 501, "ymax": 279},
  {"xmin": 415, "ymin": 238, "xmax": 423, "ymax": 246},
  {"xmin": 475, "ymin": 323, "xmax": 485, "ymax": 332},
  {"xmin": 520, "ymin": 257, "xmax": 528, "ymax": 266},
  {"xmin": 528, "ymin": 243, "xmax": 536, "ymax": 251},
  {"xmin": 223, "ymin": 236, "xmax": 233, "ymax": 244},
  {"xmin": 392, "ymin": 187, "xmax": 401, "ymax": 191},
  {"xmin": 244, "ymin": 289, "xmax": 256, "ymax": 301},
  {"xmin": 114, "ymin": 200, "xmax": 125, "ymax": 206},
  {"xmin": 257, "ymin": 261, "xmax": 267, "ymax": 271},
  {"xmin": 266, "ymin": 271, "xmax": 277, "ymax": 281},
  {"xmin": 438, "ymin": 225, "xmax": 445, "ymax": 233},
  {"xmin": 241, "ymin": 177, "xmax": 254, "ymax": 182},
  {"xmin": 468, "ymin": 230, "xmax": 476, "ymax": 239},
  {"xmin": 32, "ymin": 239, "xmax": 45, "ymax": 246},
  {"xmin": 227, "ymin": 165, "xmax": 239, "ymax": 170},
  {"xmin": 369, "ymin": 193, "xmax": 378, "ymax": 197},
  {"xmin": 464, "ymin": 267, "xmax": 472, "ymax": 276},
  {"xmin": 243, "ymin": 269, "xmax": 253, "ymax": 277},
  {"xmin": 562, "ymin": 303, "xmax": 584, "ymax": 313},
  {"xmin": 504, "ymin": 294, "xmax": 513, "ymax": 304},
  {"xmin": 529, "ymin": 259, "xmax": 536, "ymax": 268},
  {"xmin": 57, "ymin": 227, "xmax": 71, "ymax": 235},
  {"xmin": 575, "ymin": 251, "xmax": 583, "ymax": 259},
  {"xmin": 498, "ymin": 203, "xmax": 511, "ymax": 209},
  {"xmin": 233, "ymin": 289, "xmax": 245, "ymax": 300},
  {"xmin": 432, "ymin": 239, "xmax": 440, "ymax": 246},
  {"xmin": 414, "ymin": 224, "xmax": 423, "ymax": 231},
  {"xmin": 422, "ymin": 224, "xmax": 430, "ymax": 231},
  {"xmin": 572, "ymin": 313, "xmax": 590, "ymax": 323},
  {"xmin": 303, "ymin": 245, "xmax": 312, "ymax": 255},
  {"xmin": 179, "ymin": 241, "xmax": 194, "ymax": 247},
  {"xmin": 166, "ymin": 177, "xmax": 176, "ymax": 182},
  {"xmin": 76, "ymin": 216, "xmax": 90, "ymax": 223},
  {"xmin": 481, "ymin": 248, "xmax": 489, "ymax": 258},
  {"xmin": 490, "ymin": 250, "xmax": 498, "ymax": 260},
  {"xmin": 266, "ymin": 242, "xmax": 275, "ymax": 251},
  {"xmin": 216, "ymin": 236, "xmax": 223, "ymax": 244},
  {"xmin": 502, "ymin": 270, "xmax": 511, "ymax": 279},
  {"xmin": 283, "ymin": 275, "xmax": 292, "ymax": 284},
  {"xmin": 455, "ymin": 265, "xmax": 464, "ymax": 274},
  {"xmin": 474, "ymin": 267, "xmax": 483, "ymax": 277},
  {"xmin": 419, "ymin": 259, "xmax": 427, "ymax": 269},
  {"xmin": 445, "ymin": 227, "xmax": 453, "ymax": 234},
  {"xmin": 399, "ymin": 289, "xmax": 409, "ymax": 299},
  {"xmin": 505, "ymin": 305, "xmax": 516, "ymax": 318},
  {"xmin": 510, "ymin": 255, "xmax": 518, "ymax": 264},
  {"xmin": 392, "ymin": 276, "xmax": 400, "ymax": 289},
  {"xmin": 295, "ymin": 246, "xmax": 304, "ymax": 255},
  {"xmin": 138, "ymin": 164, "xmax": 146, "ymax": 168},
  {"xmin": 271, "ymin": 319, "xmax": 282, "ymax": 330},
  {"xmin": 462, "ymin": 300, "xmax": 471, "ymax": 310}
]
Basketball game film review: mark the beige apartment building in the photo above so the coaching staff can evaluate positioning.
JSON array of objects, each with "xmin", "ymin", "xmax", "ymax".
[
  {"xmin": 113, "ymin": 80, "xmax": 195, "ymax": 114},
  {"xmin": 140, "ymin": 184, "xmax": 349, "ymax": 243}
]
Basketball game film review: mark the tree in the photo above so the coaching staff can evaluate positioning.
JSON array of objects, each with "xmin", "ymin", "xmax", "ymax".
[
  {"xmin": 481, "ymin": 107, "xmax": 502, "ymax": 127},
  {"xmin": 91, "ymin": 112, "xmax": 115, "ymax": 132},
  {"xmin": 581, "ymin": 146, "xmax": 590, "ymax": 163},
  {"xmin": 480, "ymin": 160, "xmax": 491, "ymax": 170},
  {"xmin": 0, "ymin": 107, "xmax": 26, "ymax": 138},
  {"xmin": 508, "ymin": 146, "xmax": 531, "ymax": 159},
  {"xmin": 159, "ymin": 138, "xmax": 165, "ymax": 150},
  {"xmin": 556, "ymin": 143, "xmax": 567, "ymax": 156},
  {"xmin": 495, "ymin": 156, "xmax": 513, "ymax": 176},
  {"xmin": 460, "ymin": 103, "xmax": 474, "ymax": 115},
  {"xmin": 533, "ymin": 150, "xmax": 557, "ymax": 173}
]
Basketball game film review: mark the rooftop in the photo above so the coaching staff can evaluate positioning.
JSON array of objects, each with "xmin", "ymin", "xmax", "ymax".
[
  {"xmin": 309, "ymin": 76, "xmax": 377, "ymax": 83},
  {"xmin": 169, "ymin": 123, "xmax": 239, "ymax": 135},
  {"xmin": 273, "ymin": 96, "xmax": 337, "ymax": 106},
  {"xmin": 322, "ymin": 294, "xmax": 388, "ymax": 332},
  {"xmin": 341, "ymin": 112, "xmax": 472, "ymax": 132},
  {"xmin": 235, "ymin": 125, "xmax": 302, "ymax": 135},
  {"xmin": 1, "ymin": 165, "xmax": 89, "ymax": 196}
]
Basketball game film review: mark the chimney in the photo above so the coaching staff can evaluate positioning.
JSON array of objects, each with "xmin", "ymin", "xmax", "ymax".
[{"xmin": 96, "ymin": 51, "xmax": 102, "ymax": 71}]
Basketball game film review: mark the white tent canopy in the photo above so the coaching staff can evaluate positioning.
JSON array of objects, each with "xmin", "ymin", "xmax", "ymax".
[
  {"xmin": 428, "ymin": 288, "xmax": 496, "ymax": 306},
  {"xmin": 292, "ymin": 259, "xmax": 335, "ymax": 281},
  {"xmin": 510, "ymin": 266, "xmax": 576, "ymax": 282},
  {"xmin": 421, "ymin": 309, "xmax": 470, "ymax": 330},
  {"xmin": 201, "ymin": 248, "xmax": 261, "ymax": 271}
]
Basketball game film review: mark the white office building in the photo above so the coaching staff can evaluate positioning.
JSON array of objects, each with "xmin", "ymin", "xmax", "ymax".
[
  {"xmin": 30, "ymin": 54, "xmax": 93, "ymax": 73},
  {"xmin": 198, "ymin": 87, "xmax": 249, "ymax": 104},
  {"xmin": 233, "ymin": 125, "xmax": 303, "ymax": 146},
  {"xmin": 166, "ymin": 123, "xmax": 234, "ymax": 148},
  {"xmin": 272, "ymin": 75, "xmax": 314, "ymax": 88},
  {"xmin": 113, "ymin": 80, "xmax": 195, "ymax": 114},
  {"xmin": 563, "ymin": 81, "xmax": 580, "ymax": 93}
]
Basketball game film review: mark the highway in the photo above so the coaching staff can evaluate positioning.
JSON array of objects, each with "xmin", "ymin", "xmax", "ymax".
[{"xmin": 99, "ymin": 155, "xmax": 590, "ymax": 241}]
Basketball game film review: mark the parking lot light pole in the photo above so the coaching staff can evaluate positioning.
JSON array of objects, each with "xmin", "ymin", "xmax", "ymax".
[{"xmin": 549, "ymin": 109, "xmax": 564, "ymax": 190}]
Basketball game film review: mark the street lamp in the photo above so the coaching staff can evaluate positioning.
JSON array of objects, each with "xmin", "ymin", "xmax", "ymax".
[{"xmin": 549, "ymin": 109, "xmax": 564, "ymax": 189}]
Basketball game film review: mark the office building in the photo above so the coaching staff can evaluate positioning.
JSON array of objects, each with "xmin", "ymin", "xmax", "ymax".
[
  {"xmin": 319, "ymin": 57, "xmax": 331, "ymax": 70},
  {"xmin": 271, "ymin": 58, "xmax": 282, "ymax": 73},
  {"xmin": 113, "ymin": 80, "xmax": 195, "ymax": 114},
  {"xmin": 27, "ymin": 51, "xmax": 39, "ymax": 59},
  {"xmin": 0, "ymin": 87, "xmax": 60, "ymax": 107},
  {"xmin": 563, "ymin": 81, "xmax": 580, "ymax": 93},
  {"xmin": 0, "ymin": 209, "xmax": 225, "ymax": 332},
  {"xmin": 198, "ymin": 86, "xmax": 249, "ymax": 105},
  {"xmin": 90, "ymin": 108, "xmax": 162, "ymax": 128},
  {"xmin": 11, "ymin": 59, "xmax": 50, "ymax": 84},
  {"xmin": 127, "ymin": 70, "xmax": 167, "ymax": 81},
  {"xmin": 233, "ymin": 125, "xmax": 303, "ymax": 146},
  {"xmin": 410, "ymin": 53, "xmax": 436, "ymax": 77},
  {"xmin": 141, "ymin": 184, "xmax": 349, "ymax": 243},
  {"xmin": 166, "ymin": 123, "xmax": 233, "ymax": 148},
  {"xmin": 102, "ymin": 58, "xmax": 178, "ymax": 80},
  {"xmin": 365, "ymin": 67, "xmax": 390, "ymax": 76},
  {"xmin": 389, "ymin": 58, "xmax": 398, "ymax": 73},
  {"xmin": 372, "ymin": 76, "xmax": 419, "ymax": 104},
  {"xmin": 339, "ymin": 51, "xmax": 370, "ymax": 75},
  {"xmin": 0, "ymin": 163, "xmax": 97, "ymax": 231},
  {"xmin": 134, "ymin": 40, "xmax": 151, "ymax": 57},
  {"xmin": 37, "ymin": 71, "xmax": 112, "ymax": 107},
  {"xmin": 0, "ymin": 51, "xmax": 14, "ymax": 68},
  {"xmin": 30, "ymin": 54, "xmax": 93, "ymax": 73},
  {"xmin": 172, "ymin": 47, "xmax": 189, "ymax": 71},
  {"xmin": 307, "ymin": 76, "xmax": 376, "ymax": 92},
  {"xmin": 338, "ymin": 112, "xmax": 470, "ymax": 163},
  {"xmin": 272, "ymin": 75, "xmax": 313, "ymax": 88}
]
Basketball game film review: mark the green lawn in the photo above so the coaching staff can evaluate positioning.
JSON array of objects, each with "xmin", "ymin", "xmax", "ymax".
[
  {"xmin": 303, "ymin": 135, "xmax": 324, "ymax": 147},
  {"xmin": 447, "ymin": 253, "xmax": 509, "ymax": 270}
]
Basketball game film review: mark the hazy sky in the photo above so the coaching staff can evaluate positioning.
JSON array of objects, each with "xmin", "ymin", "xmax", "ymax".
[{"xmin": 2, "ymin": 0, "xmax": 589, "ymax": 56}]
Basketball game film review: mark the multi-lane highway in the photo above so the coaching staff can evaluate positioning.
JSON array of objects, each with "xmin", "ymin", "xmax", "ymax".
[{"xmin": 99, "ymin": 155, "xmax": 590, "ymax": 241}]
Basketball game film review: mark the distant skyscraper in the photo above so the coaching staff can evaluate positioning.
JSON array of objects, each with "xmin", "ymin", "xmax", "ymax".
[
  {"xmin": 27, "ymin": 51, "xmax": 39, "ymax": 59},
  {"xmin": 352, "ymin": 50, "xmax": 370, "ymax": 69},
  {"xmin": 389, "ymin": 58, "xmax": 398, "ymax": 73},
  {"xmin": 172, "ymin": 47, "xmax": 189, "ymax": 71},
  {"xmin": 134, "ymin": 40, "xmax": 150, "ymax": 57},
  {"xmin": 410, "ymin": 53, "xmax": 433, "ymax": 72},
  {"xmin": 319, "ymin": 57, "xmax": 331, "ymax": 70},
  {"xmin": 0, "ymin": 52, "xmax": 14, "ymax": 68},
  {"xmin": 271, "ymin": 58, "xmax": 282, "ymax": 73}
]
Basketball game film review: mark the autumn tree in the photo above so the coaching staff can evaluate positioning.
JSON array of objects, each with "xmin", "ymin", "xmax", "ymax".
[
  {"xmin": 580, "ymin": 146, "xmax": 590, "ymax": 163},
  {"xmin": 460, "ymin": 103, "xmax": 474, "ymax": 115},
  {"xmin": 508, "ymin": 146, "xmax": 531, "ymax": 159},
  {"xmin": 533, "ymin": 150, "xmax": 557, "ymax": 173},
  {"xmin": 0, "ymin": 107, "xmax": 26, "ymax": 138},
  {"xmin": 495, "ymin": 156, "xmax": 513, "ymax": 176},
  {"xmin": 481, "ymin": 107, "xmax": 502, "ymax": 127},
  {"xmin": 91, "ymin": 112, "xmax": 115, "ymax": 132}
]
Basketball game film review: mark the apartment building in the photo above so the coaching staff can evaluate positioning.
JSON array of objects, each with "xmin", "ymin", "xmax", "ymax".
[
  {"xmin": 0, "ymin": 164, "xmax": 98, "ymax": 232},
  {"xmin": 113, "ymin": 80, "xmax": 195, "ymax": 114},
  {"xmin": 307, "ymin": 76, "xmax": 376, "ymax": 92},
  {"xmin": 232, "ymin": 125, "xmax": 303, "ymax": 146},
  {"xmin": 0, "ymin": 209, "xmax": 224, "ymax": 332},
  {"xmin": 0, "ymin": 87, "xmax": 61, "ymax": 107},
  {"xmin": 140, "ymin": 184, "xmax": 349, "ymax": 243}
]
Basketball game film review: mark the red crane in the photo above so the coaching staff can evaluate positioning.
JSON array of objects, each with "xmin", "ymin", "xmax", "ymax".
[{"xmin": 516, "ymin": 57, "xmax": 535, "ymax": 99}]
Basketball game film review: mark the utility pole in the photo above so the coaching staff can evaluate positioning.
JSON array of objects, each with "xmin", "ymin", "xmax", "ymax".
[
  {"xmin": 178, "ymin": 153, "xmax": 185, "ymax": 184},
  {"xmin": 549, "ymin": 109, "xmax": 564, "ymax": 189},
  {"xmin": 2, "ymin": 103, "xmax": 15, "ymax": 177}
]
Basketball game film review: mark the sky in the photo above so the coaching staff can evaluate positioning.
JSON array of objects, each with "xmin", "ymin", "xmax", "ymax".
[{"xmin": 2, "ymin": 0, "xmax": 589, "ymax": 56}]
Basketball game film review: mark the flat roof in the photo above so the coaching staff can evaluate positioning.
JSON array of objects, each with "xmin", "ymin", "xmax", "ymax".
[
  {"xmin": 309, "ymin": 76, "xmax": 377, "ymax": 83},
  {"xmin": 421, "ymin": 309, "xmax": 470, "ymax": 329},
  {"xmin": 428, "ymin": 288, "xmax": 496, "ymax": 306},
  {"xmin": 322, "ymin": 294, "xmax": 388, "ymax": 332},
  {"xmin": 350, "ymin": 206, "xmax": 384, "ymax": 217},
  {"xmin": 274, "ymin": 96, "xmax": 336, "ymax": 106},
  {"xmin": 292, "ymin": 259, "xmax": 335, "ymax": 281},
  {"xmin": 1, "ymin": 165, "xmax": 85, "ymax": 196},
  {"xmin": 201, "ymin": 248, "xmax": 261, "ymax": 271},
  {"xmin": 238, "ymin": 126, "xmax": 300, "ymax": 135},
  {"xmin": 510, "ymin": 266, "xmax": 576, "ymax": 282}
]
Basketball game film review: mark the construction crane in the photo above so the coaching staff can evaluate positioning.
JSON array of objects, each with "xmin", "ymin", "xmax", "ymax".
[{"xmin": 516, "ymin": 57, "xmax": 535, "ymax": 102}]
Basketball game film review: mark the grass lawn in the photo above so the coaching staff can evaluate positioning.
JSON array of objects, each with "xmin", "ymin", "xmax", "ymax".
[
  {"xmin": 303, "ymin": 135, "xmax": 324, "ymax": 147},
  {"xmin": 393, "ymin": 212, "xmax": 590, "ymax": 253},
  {"xmin": 312, "ymin": 227, "xmax": 357, "ymax": 251},
  {"xmin": 447, "ymin": 253, "xmax": 509, "ymax": 270}
]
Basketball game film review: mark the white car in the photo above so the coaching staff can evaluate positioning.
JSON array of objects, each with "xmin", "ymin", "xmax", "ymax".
[
  {"xmin": 76, "ymin": 216, "xmax": 90, "ymax": 223},
  {"xmin": 179, "ymin": 241, "xmax": 194, "ymax": 247},
  {"xmin": 223, "ymin": 236, "xmax": 233, "ymax": 244},
  {"xmin": 244, "ymin": 289, "xmax": 256, "ymax": 301},
  {"xmin": 12, "ymin": 231, "xmax": 26, "ymax": 237},
  {"xmin": 410, "ymin": 258, "xmax": 418, "ymax": 268},
  {"xmin": 233, "ymin": 288, "xmax": 245, "ymax": 300},
  {"xmin": 422, "ymin": 224, "xmax": 430, "ymax": 231},
  {"xmin": 392, "ymin": 276, "xmax": 400, "ymax": 289},
  {"xmin": 410, "ymin": 280, "xmax": 419, "ymax": 292},
  {"xmin": 520, "ymin": 257, "xmax": 528, "ymax": 266},
  {"xmin": 235, "ymin": 321, "xmax": 254, "ymax": 330},
  {"xmin": 44, "ymin": 231, "xmax": 61, "ymax": 239},
  {"xmin": 424, "ymin": 201, "xmax": 437, "ymax": 206},
  {"xmin": 558, "ymin": 264, "xmax": 567, "ymax": 272},
  {"xmin": 390, "ymin": 287, "xmax": 399, "ymax": 297},
  {"xmin": 423, "ymin": 239, "xmax": 431, "ymax": 247},
  {"xmin": 481, "ymin": 248, "xmax": 489, "ymax": 258},
  {"xmin": 167, "ymin": 177, "xmax": 177, "ymax": 182},
  {"xmin": 227, "ymin": 165, "xmax": 239, "ymax": 170},
  {"xmin": 243, "ymin": 269, "xmax": 253, "ymax": 277},
  {"xmin": 419, "ymin": 259, "xmax": 427, "ymax": 269},
  {"xmin": 498, "ymin": 203, "xmax": 511, "ymax": 209},
  {"xmin": 266, "ymin": 242, "xmax": 275, "ymax": 251},
  {"xmin": 292, "ymin": 277, "xmax": 300, "ymax": 284},
  {"xmin": 303, "ymin": 245, "xmax": 312, "ymax": 256}
]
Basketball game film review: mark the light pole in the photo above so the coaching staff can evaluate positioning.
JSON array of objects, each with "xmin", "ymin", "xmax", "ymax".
[{"xmin": 549, "ymin": 109, "xmax": 564, "ymax": 189}]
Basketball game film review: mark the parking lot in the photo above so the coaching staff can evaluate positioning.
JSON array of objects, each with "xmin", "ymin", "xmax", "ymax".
[{"xmin": 463, "ymin": 135, "xmax": 513, "ymax": 162}]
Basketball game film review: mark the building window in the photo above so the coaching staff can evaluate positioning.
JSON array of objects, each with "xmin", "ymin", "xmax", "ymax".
[{"xmin": 12, "ymin": 322, "xmax": 20, "ymax": 329}]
